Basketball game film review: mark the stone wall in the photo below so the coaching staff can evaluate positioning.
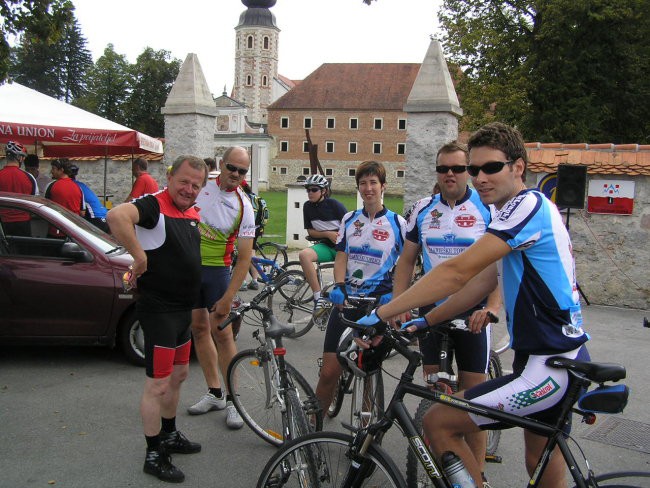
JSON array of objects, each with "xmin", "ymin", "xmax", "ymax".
[{"xmin": 163, "ymin": 114, "xmax": 215, "ymax": 166}]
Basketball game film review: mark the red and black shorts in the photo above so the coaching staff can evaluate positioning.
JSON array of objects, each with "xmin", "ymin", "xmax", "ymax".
[{"xmin": 138, "ymin": 308, "xmax": 192, "ymax": 378}]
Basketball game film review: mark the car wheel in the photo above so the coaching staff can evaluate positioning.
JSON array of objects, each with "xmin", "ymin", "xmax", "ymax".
[{"xmin": 119, "ymin": 310, "xmax": 145, "ymax": 367}]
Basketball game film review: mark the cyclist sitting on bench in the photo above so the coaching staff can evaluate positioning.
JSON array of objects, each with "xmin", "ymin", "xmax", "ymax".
[
  {"xmin": 359, "ymin": 122, "xmax": 590, "ymax": 488},
  {"xmin": 298, "ymin": 174, "xmax": 347, "ymax": 315}
]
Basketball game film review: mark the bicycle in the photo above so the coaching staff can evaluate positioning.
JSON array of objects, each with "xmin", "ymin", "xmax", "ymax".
[
  {"xmin": 269, "ymin": 261, "xmax": 335, "ymax": 338},
  {"xmin": 256, "ymin": 318, "xmax": 648, "ymax": 488},
  {"xmin": 406, "ymin": 314, "xmax": 504, "ymax": 488},
  {"xmin": 222, "ymin": 277, "xmax": 324, "ymax": 447},
  {"xmin": 232, "ymin": 240, "xmax": 289, "ymax": 284},
  {"xmin": 324, "ymin": 295, "xmax": 385, "ymax": 432}
]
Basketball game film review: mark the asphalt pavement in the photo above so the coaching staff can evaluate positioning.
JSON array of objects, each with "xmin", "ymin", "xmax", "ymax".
[{"xmin": 1, "ymin": 296, "xmax": 648, "ymax": 487}]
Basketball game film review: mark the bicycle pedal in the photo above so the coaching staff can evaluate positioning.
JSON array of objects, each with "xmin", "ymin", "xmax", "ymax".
[{"xmin": 485, "ymin": 454, "xmax": 502, "ymax": 464}]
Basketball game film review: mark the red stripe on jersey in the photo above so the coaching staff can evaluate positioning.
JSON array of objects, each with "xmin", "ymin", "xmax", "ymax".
[{"xmin": 155, "ymin": 189, "xmax": 200, "ymax": 221}]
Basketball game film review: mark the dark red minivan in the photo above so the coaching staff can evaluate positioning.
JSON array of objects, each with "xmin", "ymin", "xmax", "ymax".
[{"xmin": 0, "ymin": 192, "xmax": 144, "ymax": 365}]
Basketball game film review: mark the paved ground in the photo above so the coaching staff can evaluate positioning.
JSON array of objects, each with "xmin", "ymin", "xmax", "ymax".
[{"xmin": 1, "ymin": 297, "xmax": 648, "ymax": 487}]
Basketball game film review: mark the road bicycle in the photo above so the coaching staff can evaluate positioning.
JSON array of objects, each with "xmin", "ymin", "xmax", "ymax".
[
  {"xmin": 222, "ymin": 277, "xmax": 324, "ymax": 447},
  {"xmin": 406, "ymin": 315, "xmax": 504, "ymax": 487},
  {"xmin": 269, "ymin": 261, "xmax": 335, "ymax": 338},
  {"xmin": 256, "ymin": 319, "xmax": 649, "ymax": 487},
  {"xmin": 324, "ymin": 295, "xmax": 386, "ymax": 432},
  {"xmin": 232, "ymin": 240, "xmax": 289, "ymax": 285}
]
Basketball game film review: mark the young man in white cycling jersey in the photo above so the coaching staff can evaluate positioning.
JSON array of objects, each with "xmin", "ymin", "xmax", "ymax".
[{"xmin": 359, "ymin": 123, "xmax": 589, "ymax": 488}]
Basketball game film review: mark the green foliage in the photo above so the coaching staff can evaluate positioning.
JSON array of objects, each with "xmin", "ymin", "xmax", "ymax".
[
  {"xmin": 440, "ymin": 0, "xmax": 650, "ymax": 143},
  {"xmin": 0, "ymin": 0, "xmax": 73, "ymax": 82},
  {"xmin": 123, "ymin": 48, "xmax": 180, "ymax": 137}
]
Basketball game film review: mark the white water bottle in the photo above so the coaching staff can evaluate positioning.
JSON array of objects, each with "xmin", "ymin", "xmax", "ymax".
[{"xmin": 440, "ymin": 451, "xmax": 476, "ymax": 488}]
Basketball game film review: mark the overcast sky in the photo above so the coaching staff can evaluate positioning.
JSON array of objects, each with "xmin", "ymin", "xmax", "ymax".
[{"xmin": 72, "ymin": 0, "xmax": 443, "ymax": 97}]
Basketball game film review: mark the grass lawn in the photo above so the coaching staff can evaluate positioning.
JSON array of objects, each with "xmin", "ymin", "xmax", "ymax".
[{"xmin": 259, "ymin": 190, "xmax": 404, "ymax": 246}]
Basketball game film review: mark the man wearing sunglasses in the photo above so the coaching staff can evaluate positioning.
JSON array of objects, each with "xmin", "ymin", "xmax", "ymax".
[
  {"xmin": 188, "ymin": 146, "xmax": 256, "ymax": 431},
  {"xmin": 360, "ymin": 123, "xmax": 589, "ymax": 488},
  {"xmin": 392, "ymin": 141, "xmax": 500, "ymax": 485}
]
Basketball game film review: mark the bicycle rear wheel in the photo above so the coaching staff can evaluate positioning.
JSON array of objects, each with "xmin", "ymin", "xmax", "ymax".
[
  {"xmin": 326, "ymin": 371, "xmax": 352, "ymax": 419},
  {"xmin": 486, "ymin": 350, "xmax": 503, "ymax": 456},
  {"xmin": 268, "ymin": 270, "xmax": 314, "ymax": 337},
  {"xmin": 257, "ymin": 241, "xmax": 288, "ymax": 272},
  {"xmin": 256, "ymin": 431, "xmax": 406, "ymax": 488},
  {"xmin": 354, "ymin": 370, "xmax": 384, "ymax": 429},
  {"xmin": 405, "ymin": 398, "xmax": 434, "ymax": 488},
  {"xmin": 286, "ymin": 362, "xmax": 323, "ymax": 432},
  {"xmin": 227, "ymin": 349, "xmax": 319, "ymax": 446},
  {"xmin": 575, "ymin": 471, "xmax": 650, "ymax": 488}
]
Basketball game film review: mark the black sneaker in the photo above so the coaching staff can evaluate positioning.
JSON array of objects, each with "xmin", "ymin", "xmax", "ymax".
[
  {"xmin": 143, "ymin": 447, "xmax": 185, "ymax": 483},
  {"xmin": 160, "ymin": 430, "xmax": 201, "ymax": 454}
]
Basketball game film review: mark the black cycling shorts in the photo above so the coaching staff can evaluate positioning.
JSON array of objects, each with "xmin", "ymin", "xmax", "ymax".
[{"xmin": 138, "ymin": 308, "xmax": 192, "ymax": 378}]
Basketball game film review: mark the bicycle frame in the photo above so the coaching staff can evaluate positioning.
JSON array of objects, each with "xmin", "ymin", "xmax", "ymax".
[{"xmin": 251, "ymin": 255, "xmax": 284, "ymax": 284}]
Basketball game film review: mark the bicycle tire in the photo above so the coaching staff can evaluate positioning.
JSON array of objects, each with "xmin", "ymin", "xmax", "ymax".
[
  {"xmin": 405, "ymin": 398, "xmax": 434, "ymax": 488},
  {"xmin": 286, "ymin": 362, "xmax": 323, "ymax": 432},
  {"xmin": 356, "ymin": 370, "xmax": 384, "ymax": 429},
  {"xmin": 286, "ymin": 388, "xmax": 311, "ymax": 441},
  {"xmin": 486, "ymin": 350, "xmax": 503, "ymax": 456},
  {"xmin": 268, "ymin": 270, "xmax": 314, "ymax": 337},
  {"xmin": 256, "ymin": 431, "xmax": 407, "ymax": 488},
  {"xmin": 257, "ymin": 241, "xmax": 288, "ymax": 271},
  {"xmin": 326, "ymin": 371, "xmax": 352, "ymax": 419},
  {"xmin": 227, "ymin": 349, "xmax": 319, "ymax": 446},
  {"xmin": 572, "ymin": 471, "xmax": 650, "ymax": 488}
]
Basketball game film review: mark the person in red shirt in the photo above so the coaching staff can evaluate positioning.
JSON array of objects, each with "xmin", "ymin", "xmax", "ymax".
[
  {"xmin": 0, "ymin": 141, "xmax": 38, "ymax": 236},
  {"xmin": 125, "ymin": 157, "xmax": 159, "ymax": 201},
  {"xmin": 45, "ymin": 159, "xmax": 84, "ymax": 237}
]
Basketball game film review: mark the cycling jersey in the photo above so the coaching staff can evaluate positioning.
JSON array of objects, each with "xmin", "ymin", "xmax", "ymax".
[
  {"xmin": 44, "ymin": 178, "xmax": 84, "ymax": 215},
  {"xmin": 194, "ymin": 178, "xmax": 255, "ymax": 267},
  {"xmin": 487, "ymin": 189, "xmax": 588, "ymax": 355},
  {"xmin": 75, "ymin": 181, "xmax": 107, "ymax": 218},
  {"xmin": 132, "ymin": 189, "xmax": 202, "ymax": 312},
  {"xmin": 336, "ymin": 207, "xmax": 406, "ymax": 296},
  {"xmin": 406, "ymin": 187, "xmax": 491, "ymax": 306},
  {"xmin": 303, "ymin": 198, "xmax": 347, "ymax": 233},
  {"xmin": 0, "ymin": 166, "xmax": 38, "ymax": 225}
]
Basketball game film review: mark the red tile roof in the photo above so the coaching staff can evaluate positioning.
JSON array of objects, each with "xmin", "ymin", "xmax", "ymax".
[
  {"xmin": 268, "ymin": 63, "xmax": 421, "ymax": 111},
  {"xmin": 525, "ymin": 143, "xmax": 650, "ymax": 176}
]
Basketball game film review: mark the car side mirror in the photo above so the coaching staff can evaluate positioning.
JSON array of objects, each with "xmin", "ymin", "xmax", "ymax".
[{"xmin": 61, "ymin": 242, "xmax": 93, "ymax": 262}]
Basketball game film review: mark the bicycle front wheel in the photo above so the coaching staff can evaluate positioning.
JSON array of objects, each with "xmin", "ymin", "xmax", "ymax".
[
  {"xmin": 257, "ymin": 431, "xmax": 406, "ymax": 488},
  {"xmin": 257, "ymin": 242, "xmax": 288, "ymax": 272},
  {"xmin": 356, "ymin": 370, "xmax": 384, "ymax": 429},
  {"xmin": 405, "ymin": 398, "xmax": 434, "ymax": 488},
  {"xmin": 486, "ymin": 350, "xmax": 503, "ymax": 456},
  {"xmin": 268, "ymin": 270, "xmax": 314, "ymax": 337}
]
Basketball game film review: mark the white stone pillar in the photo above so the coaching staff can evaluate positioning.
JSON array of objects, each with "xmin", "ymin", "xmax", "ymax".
[{"xmin": 286, "ymin": 183, "xmax": 309, "ymax": 248}]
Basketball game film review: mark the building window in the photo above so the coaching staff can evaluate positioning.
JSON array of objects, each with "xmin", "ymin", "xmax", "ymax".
[
  {"xmin": 326, "ymin": 117, "xmax": 335, "ymax": 129},
  {"xmin": 280, "ymin": 141, "xmax": 288, "ymax": 152},
  {"xmin": 396, "ymin": 170, "xmax": 405, "ymax": 178},
  {"xmin": 280, "ymin": 117, "xmax": 289, "ymax": 128},
  {"xmin": 263, "ymin": 36, "xmax": 269, "ymax": 49},
  {"xmin": 247, "ymin": 35, "xmax": 253, "ymax": 49},
  {"xmin": 349, "ymin": 142, "xmax": 358, "ymax": 154},
  {"xmin": 397, "ymin": 143, "xmax": 405, "ymax": 155},
  {"xmin": 246, "ymin": 75, "xmax": 252, "ymax": 86},
  {"xmin": 303, "ymin": 141, "xmax": 309, "ymax": 153},
  {"xmin": 348, "ymin": 168, "xmax": 356, "ymax": 177},
  {"xmin": 326, "ymin": 141, "xmax": 334, "ymax": 153},
  {"xmin": 262, "ymin": 75, "xmax": 268, "ymax": 86},
  {"xmin": 325, "ymin": 168, "xmax": 333, "ymax": 176},
  {"xmin": 303, "ymin": 117, "xmax": 312, "ymax": 129},
  {"xmin": 349, "ymin": 118, "xmax": 358, "ymax": 130},
  {"xmin": 398, "ymin": 118, "xmax": 407, "ymax": 130},
  {"xmin": 272, "ymin": 166, "xmax": 277, "ymax": 173},
  {"xmin": 374, "ymin": 118, "xmax": 383, "ymax": 130},
  {"xmin": 302, "ymin": 167, "xmax": 311, "ymax": 175},
  {"xmin": 279, "ymin": 167, "xmax": 288, "ymax": 175},
  {"xmin": 373, "ymin": 142, "xmax": 382, "ymax": 154}
]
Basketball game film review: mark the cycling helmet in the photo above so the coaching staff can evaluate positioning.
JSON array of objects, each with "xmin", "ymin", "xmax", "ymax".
[
  {"xmin": 304, "ymin": 174, "xmax": 329, "ymax": 188},
  {"xmin": 6, "ymin": 141, "xmax": 27, "ymax": 158},
  {"xmin": 336, "ymin": 327, "xmax": 392, "ymax": 376}
]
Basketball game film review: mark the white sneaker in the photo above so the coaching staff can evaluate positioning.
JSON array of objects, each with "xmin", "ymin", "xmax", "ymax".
[
  {"xmin": 187, "ymin": 392, "xmax": 226, "ymax": 415},
  {"xmin": 225, "ymin": 401, "xmax": 244, "ymax": 429}
]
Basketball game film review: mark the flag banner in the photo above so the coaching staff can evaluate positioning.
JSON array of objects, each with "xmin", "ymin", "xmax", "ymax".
[{"xmin": 587, "ymin": 180, "xmax": 634, "ymax": 215}]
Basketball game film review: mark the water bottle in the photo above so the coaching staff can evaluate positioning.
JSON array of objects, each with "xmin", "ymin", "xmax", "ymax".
[{"xmin": 440, "ymin": 451, "xmax": 476, "ymax": 488}]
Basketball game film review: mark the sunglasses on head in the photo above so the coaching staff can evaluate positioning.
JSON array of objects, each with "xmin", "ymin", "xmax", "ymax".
[
  {"xmin": 467, "ymin": 160, "xmax": 515, "ymax": 177},
  {"xmin": 435, "ymin": 165, "xmax": 467, "ymax": 174},
  {"xmin": 306, "ymin": 187, "xmax": 322, "ymax": 193},
  {"xmin": 225, "ymin": 162, "xmax": 248, "ymax": 175}
]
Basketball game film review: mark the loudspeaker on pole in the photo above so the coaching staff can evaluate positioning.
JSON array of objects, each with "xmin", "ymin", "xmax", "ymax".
[{"xmin": 556, "ymin": 164, "xmax": 587, "ymax": 209}]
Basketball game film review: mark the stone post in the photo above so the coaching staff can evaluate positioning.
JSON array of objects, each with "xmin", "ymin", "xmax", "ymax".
[
  {"xmin": 162, "ymin": 53, "xmax": 217, "ymax": 165},
  {"xmin": 285, "ymin": 182, "xmax": 310, "ymax": 248},
  {"xmin": 403, "ymin": 40, "xmax": 463, "ymax": 210}
]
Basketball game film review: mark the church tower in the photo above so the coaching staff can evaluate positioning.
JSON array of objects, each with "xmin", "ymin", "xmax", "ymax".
[{"xmin": 232, "ymin": 0, "xmax": 279, "ymax": 125}]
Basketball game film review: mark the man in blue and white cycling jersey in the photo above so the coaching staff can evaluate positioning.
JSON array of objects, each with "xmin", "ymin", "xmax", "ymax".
[
  {"xmin": 315, "ymin": 160, "xmax": 406, "ymax": 413},
  {"xmin": 360, "ymin": 122, "xmax": 589, "ymax": 488}
]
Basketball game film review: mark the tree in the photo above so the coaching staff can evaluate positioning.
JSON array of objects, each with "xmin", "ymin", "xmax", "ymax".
[
  {"xmin": 124, "ymin": 48, "xmax": 180, "ymax": 137},
  {"xmin": 74, "ymin": 44, "xmax": 130, "ymax": 125},
  {"xmin": 0, "ymin": 0, "xmax": 73, "ymax": 82},
  {"xmin": 10, "ymin": 14, "xmax": 92, "ymax": 102},
  {"xmin": 439, "ymin": 0, "xmax": 650, "ymax": 143}
]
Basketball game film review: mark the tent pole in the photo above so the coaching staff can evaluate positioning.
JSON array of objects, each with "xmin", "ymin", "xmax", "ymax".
[{"xmin": 103, "ymin": 146, "xmax": 108, "ymax": 207}]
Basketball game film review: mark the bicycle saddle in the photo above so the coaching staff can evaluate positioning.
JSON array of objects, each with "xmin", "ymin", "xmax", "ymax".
[
  {"xmin": 265, "ymin": 315, "xmax": 295, "ymax": 339},
  {"xmin": 546, "ymin": 357, "xmax": 626, "ymax": 383}
]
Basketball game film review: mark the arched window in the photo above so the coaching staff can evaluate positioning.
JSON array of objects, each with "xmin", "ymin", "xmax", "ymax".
[
  {"xmin": 246, "ymin": 75, "xmax": 252, "ymax": 86},
  {"xmin": 262, "ymin": 75, "xmax": 268, "ymax": 86},
  {"xmin": 263, "ymin": 36, "xmax": 269, "ymax": 49},
  {"xmin": 247, "ymin": 35, "xmax": 253, "ymax": 49}
]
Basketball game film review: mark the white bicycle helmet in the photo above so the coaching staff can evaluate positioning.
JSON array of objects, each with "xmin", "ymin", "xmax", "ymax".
[
  {"xmin": 6, "ymin": 141, "xmax": 27, "ymax": 158},
  {"xmin": 304, "ymin": 174, "xmax": 329, "ymax": 188}
]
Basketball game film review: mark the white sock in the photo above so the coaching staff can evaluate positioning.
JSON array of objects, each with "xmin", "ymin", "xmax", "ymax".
[{"xmin": 313, "ymin": 291, "xmax": 321, "ymax": 301}]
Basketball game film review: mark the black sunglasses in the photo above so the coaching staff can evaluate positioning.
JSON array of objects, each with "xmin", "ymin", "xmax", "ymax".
[
  {"xmin": 225, "ymin": 162, "xmax": 248, "ymax": 175},
  {"xmin": 467, "ymin": 160, "xmax": 515, "ymax": 177},
  {"xmin": 435, "ymin": 165, "xmax": 467, "ymax": 174},
  {"xmin": 306, "ymin": 187, "xmax": 322, "ymax": 193}
]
